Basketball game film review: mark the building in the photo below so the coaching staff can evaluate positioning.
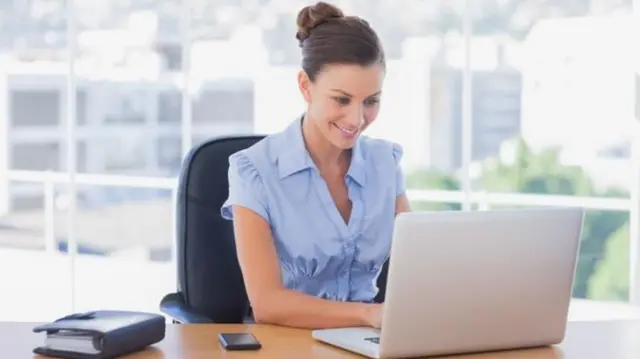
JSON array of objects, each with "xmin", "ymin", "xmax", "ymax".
[
  {"xmin": 0, "ymin": 59, "xmax": 254, "ymax": 215},
  {"xmin": 428, "ymin": 67, "xmax": 522, "ymax": 172}
]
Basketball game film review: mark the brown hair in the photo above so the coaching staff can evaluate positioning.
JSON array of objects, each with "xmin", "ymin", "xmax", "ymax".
[{"xmin": 295, "ymin": 1, "xmax": 385, "ymax": 82}]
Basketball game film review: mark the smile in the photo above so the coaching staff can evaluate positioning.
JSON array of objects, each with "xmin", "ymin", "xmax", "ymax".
[{"xmin": 334, "ymin": 123, "xmax": 358, "ymax": 135}]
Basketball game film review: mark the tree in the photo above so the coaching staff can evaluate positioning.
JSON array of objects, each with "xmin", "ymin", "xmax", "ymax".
[
  {"xmin": 588, "ymin": 221, "xmax": 630, "ymax": 300},
  {"xmin": 405, "ymin": 169, "xmax": 461, "ymax": 212},
  {"xmin": 405, "ymin": 136, "xmax": 629, "ymax": 300},
  {"xmin": 576, "ymin": 210, "xmax": 629, "ymax": 299},
  {"xmin": 480, "ymin": 138, "xmax": 594, "ymax": 196}
]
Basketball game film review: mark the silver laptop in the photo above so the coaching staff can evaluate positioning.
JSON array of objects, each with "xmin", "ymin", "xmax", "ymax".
[{"xmin": 312, "ymin": 208, "xmax": 584, "ymax": 358}]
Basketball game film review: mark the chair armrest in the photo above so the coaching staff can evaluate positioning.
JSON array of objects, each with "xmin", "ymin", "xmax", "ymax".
[{"xmin": 160, "ymin": 292, "xmax": 214, "ymax": 324}]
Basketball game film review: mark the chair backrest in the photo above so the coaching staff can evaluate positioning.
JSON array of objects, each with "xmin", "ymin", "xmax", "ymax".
[
  {"xmin": 176, "ymin": 135, "xmax": 264, "ymax": 323},
  {"xmin": 375, "ymin": 260, "xmax": 389, "ymax": 303}
]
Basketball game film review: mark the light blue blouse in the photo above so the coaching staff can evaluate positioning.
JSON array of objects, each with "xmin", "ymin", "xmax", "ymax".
[{"xmin": 221, "ymin": 116, "xmax": 406, "ymax": 303}]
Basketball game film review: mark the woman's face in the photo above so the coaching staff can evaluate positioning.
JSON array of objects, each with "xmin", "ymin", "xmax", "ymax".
[{"xmin": 298, "ymin": 63, "xmax": 385, "ymax": 150}]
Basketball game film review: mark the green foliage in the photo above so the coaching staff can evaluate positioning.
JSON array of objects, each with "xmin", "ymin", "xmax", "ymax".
[
  {"xmin": 575, "ymin": 211, "xmax": 629, "ymax": 299},
  {"xmin": 480, "ymin": 138, "xmax": 594, "ymax": 196},
  {"xmin": 588, "ymin": 222, "xmax": 630, "ymax": 301},
  {"xmin": 405, "ymin": 169, "xmax": 461, "ymax": 212},
  {"xmin": 405, "ymin": 136, "xmax": 630, "ymax": 301}
]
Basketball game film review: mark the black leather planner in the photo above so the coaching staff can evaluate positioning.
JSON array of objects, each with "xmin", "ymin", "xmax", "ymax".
[{"xmin": 32, "ymin": 310, "xmax": 166, "ymax": 359}]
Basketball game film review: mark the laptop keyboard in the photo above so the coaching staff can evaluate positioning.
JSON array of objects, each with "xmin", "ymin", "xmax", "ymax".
[{"xmin": 364, "ymin": 337, "xmax": 380, "ymax": 344}]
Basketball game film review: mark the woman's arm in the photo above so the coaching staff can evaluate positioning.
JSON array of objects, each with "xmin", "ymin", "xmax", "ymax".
[
  {"xmin": 392, "ymin": 142, "xmax": 411, "ymax": 216},
  {"xmin": 395, "ymin": 193, "xmax": 411, "ymax": 215},
  {"xmin": 231, "ymin": 205, "xmax": 379, "ymax": 329}
]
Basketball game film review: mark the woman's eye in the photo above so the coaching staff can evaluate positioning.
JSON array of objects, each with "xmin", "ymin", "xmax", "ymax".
[
  {"xmin": 364, "ymin": 97, "xmax": 380, "ymax": 106},
  {"xmin": 334, "ymin": 97, "xmax": 350, "ymax": 105}
]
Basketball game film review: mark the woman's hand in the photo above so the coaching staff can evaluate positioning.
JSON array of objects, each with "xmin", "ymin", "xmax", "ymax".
[{"xmin": 362, "ymin": 303, "xmax": 384, "ymax": 328}]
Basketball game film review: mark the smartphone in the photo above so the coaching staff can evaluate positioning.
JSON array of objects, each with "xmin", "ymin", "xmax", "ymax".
[{"xmin": 218, "ymin": 333, "xmax": 262, "ymax": 351}]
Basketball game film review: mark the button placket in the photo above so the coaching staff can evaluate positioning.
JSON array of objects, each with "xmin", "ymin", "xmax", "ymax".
[{"xmin": 340, "ymin": 239, "xmax": 356, "ymax": 299}]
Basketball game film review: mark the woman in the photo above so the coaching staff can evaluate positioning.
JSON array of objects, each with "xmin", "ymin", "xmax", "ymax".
[{"xmin": 221, "ymin": 1, "xmax": 411, "ymax": 329}]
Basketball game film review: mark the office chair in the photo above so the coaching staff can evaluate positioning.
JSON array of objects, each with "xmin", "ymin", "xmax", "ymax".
[
  {"xmin": 160, "ymin": 135, "xmax": 264, "ymax": 323},
  {"xmin": 159, "ymin": 134, "xmax": 389, "ymax": 324}
]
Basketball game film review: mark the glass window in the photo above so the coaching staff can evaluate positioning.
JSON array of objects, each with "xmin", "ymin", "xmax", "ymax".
[
  {"xmin": 10, "ymin": 90, "xmax": 60, "ymax": 127},
  {"xmin": 191, "ymin": 79, "xmax": 254, "ymax": 128},
  {"xmin": 69, "ymin": 0, "xmax": 182, "ymax": 316},
  {"xmin": 76, "ymin": 89, "xmax": 88, "ymax": 126},
  {"xmin": 635, "ymin": 73, "xmax": 639, "ymax": 121},
  {"xmin": 157, "ymin": 88, "xmax": 181, "ymax": 123},
  {"xmin": 11, "ymin": 142, "xmax": 60, "ymax": 171},
  {"xmin": 1, "ymin": 0, "xmax": 638, "ymax": 322},
  {"xmin": 103, "ymin": 87, "xmax": 148, "ymax": 124},
  {"xmin": 473, "ymin": 2, "xmax": 635, "ymax": 302},
  {"xmin": 156, "ymin": 135, "xmax": 182, "ymax": 174},
  {"xmin": 102, "ymin": 137, "xmax": 148, "ymax": 172}
]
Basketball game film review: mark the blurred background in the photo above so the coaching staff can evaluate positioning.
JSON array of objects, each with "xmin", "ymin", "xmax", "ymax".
[{"xmin": 0, "ymin": 0, "xmax": 639, "ymax": 321}]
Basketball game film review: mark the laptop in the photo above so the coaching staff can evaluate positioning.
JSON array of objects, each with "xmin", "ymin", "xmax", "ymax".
[{"xmin": 312, "ymin": 208, "xmax": 584, "ymax": 358}]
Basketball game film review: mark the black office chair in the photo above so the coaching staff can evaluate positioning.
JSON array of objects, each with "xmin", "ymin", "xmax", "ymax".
[{"xmin": 159, "ymin": 134, "xmax": 389, "ymax": 324}]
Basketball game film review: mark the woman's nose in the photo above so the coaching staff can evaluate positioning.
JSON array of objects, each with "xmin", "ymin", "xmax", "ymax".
[{"xmin": 346, "ymin": 106, "xmax": 365, "ymax": 128}]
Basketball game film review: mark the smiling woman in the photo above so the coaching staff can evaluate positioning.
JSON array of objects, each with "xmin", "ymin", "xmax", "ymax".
[
  {"xmin": 296, "ymin": 1, "xmax": 386, "ymax": 151},
  {"xmin": 219, "ymin": 1, "xmax": 411, "ymax": 330}
]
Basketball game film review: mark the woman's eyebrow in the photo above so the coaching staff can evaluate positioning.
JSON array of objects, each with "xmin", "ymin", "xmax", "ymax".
[{"xmin": 330, "ymin": 89, "xmax": 382, "ymax": 97}]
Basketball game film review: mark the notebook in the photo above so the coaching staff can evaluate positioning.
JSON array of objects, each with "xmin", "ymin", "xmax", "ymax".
[
  {"xmin": 32, "ymin": 310, "xmax": 166, "ymax": 359},
  {"xmin": 44, "ymin": 330, "xmax": 101, "ymax": 354}
]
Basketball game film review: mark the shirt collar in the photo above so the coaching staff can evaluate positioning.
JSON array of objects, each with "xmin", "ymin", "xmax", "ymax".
[
  {"xmin": 277, "ymin": 115, "xmax": 367, "ymax": 187},
  {"xmin": 347, "ymin": 139, "xmax": 366, "ymax": 187},
  {"xmin": 277, "ymin": 116, "xmax": 314, "ymax": 179}
]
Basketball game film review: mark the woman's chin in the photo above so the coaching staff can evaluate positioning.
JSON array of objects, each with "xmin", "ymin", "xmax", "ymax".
[
  {"xmin": 328, "ymin": 127, "xmax": 360, "ymax": 149},
  {"xmin": 329, "ymin": 135, "xmax": 359, "ymax": 150}
]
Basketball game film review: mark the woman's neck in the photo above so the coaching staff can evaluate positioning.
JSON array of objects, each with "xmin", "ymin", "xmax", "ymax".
[{"xmin": 301, "ymin": 115, "xmax": 350, "ymax": 174}]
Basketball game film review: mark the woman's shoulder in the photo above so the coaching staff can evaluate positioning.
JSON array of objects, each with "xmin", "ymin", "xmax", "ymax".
[
  {"xmin": 358, "ymin": 136, "xmax": 403, "ymax": 166},
  {"xmin": 227, "ymin": 130, "xmax": 287, "ymax": 182}
]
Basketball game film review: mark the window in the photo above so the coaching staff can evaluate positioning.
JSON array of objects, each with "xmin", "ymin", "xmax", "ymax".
[
  {"xmin": 10, "ymin": 189, "xmax": 45, "ymax": 211},
  {"xmin": 191, "ymin": 79, "xmax": 254, "ymax": 129},
  {"xmin": 103, "ymin": 88, "xmax": 147, "ymax": 124},
  {"xmin": 1, "ymin": 0, "xmax": 638, "ymax": 322},
  {"xmin": 157, "ymin": 89, "xmax": 181, "ymax": 123},
  {"xmin": 156, "ymin": 136, "xmax": 181, "ymax": 173},
  {"xmin": 10, "ymin": 90, "xmax": 60, "ymax": 127},
  {"xmin": 76, "ymin": 89, "xmax": 87, "ymax": 126},
  {"xmin": 10, "ymin": 142, "xmax": 60, "ymax": 171},
  {"xmin": 635, "ymin": 73, "xmax": 639, "ymax": 122},
  {"xmin": 102, "ymin": 137, "xmax": 147, "ymax": 172}
]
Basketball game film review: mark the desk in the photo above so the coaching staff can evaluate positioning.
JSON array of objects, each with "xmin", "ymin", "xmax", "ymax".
[{"xmin": 2, "ymin": 320, "xmax": 640, "ymax": 358}]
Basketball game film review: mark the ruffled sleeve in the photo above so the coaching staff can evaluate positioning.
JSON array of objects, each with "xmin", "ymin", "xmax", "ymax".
[
  {"xmin": 392, "ymin": 142, "xmax": 406, "ymax": 197},
  {"xmin": 220, "ymin": 152, "xmax": 269, "ymax": 222}
]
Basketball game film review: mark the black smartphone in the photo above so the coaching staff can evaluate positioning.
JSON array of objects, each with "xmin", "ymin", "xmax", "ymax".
[{"xmin": 218, "ymin": 333, "xmax": 262, "ymax": 351}]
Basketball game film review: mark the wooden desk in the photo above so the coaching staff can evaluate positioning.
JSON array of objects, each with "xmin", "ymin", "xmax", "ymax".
[{"xmin": 2, "ymin": 320, "xmax": 640, "ymax": 358}]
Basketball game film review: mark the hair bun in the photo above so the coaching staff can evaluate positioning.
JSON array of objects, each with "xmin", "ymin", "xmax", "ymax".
[{"xmin": 296, "ymin": 1, "xmax": 344, "ymax": 46}]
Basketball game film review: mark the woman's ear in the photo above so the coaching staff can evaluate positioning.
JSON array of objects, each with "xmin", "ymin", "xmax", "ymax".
[{"xmin": 297, "ymin": 70, "xmax": 312, "ymax": 103}]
